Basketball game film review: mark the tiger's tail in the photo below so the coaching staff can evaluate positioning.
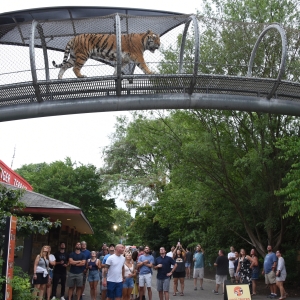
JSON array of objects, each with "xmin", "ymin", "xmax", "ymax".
[{"xmin": 52, "ymin": 39, "xmax": 73, "ymax": 68}]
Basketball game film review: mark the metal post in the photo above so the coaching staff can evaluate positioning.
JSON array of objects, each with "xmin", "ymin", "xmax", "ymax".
[
  {"xmin": 29, "ymin": 20, "xmax": 43, "ymax": 102},
  {"xmin": 179, "ymin": 18, "xmax": 192, "ymax": 74},
  {"xmin": 189, "ymin": 14, "xmax": 200, "ymax": 95},
  {"xmin": 37, "ymin": 23, "xmax": 50, "ymax": 99},
  {"xmin": 247, "ymin": 23, "xmax": 287, "ymax": 100},
  {"xmin": 115, "ymin": 14, "xmax": 122, "ymax": 96}
]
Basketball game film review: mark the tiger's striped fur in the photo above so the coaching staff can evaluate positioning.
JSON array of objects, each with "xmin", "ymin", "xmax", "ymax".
[{"xmin": 52, "ymin": 30, "xmax": 160, "ymax": 79}]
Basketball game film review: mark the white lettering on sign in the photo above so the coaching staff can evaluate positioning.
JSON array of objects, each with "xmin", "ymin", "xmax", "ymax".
[
  {"xmin": 0, "ymin": 168, "xmax": 11, "ymax": 184},
  {"xmin": 13, "ymin": 179, "xmax": 27, "ymax": 190}
]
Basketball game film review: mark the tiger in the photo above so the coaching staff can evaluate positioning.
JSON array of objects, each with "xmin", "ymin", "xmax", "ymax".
[{"xmin": 52, "ymin": 30, "xmax": 160, "ymax": 79}]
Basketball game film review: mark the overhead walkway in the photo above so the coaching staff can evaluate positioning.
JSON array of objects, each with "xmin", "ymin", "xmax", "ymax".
[{"xmin": 1, "ymin": 6, "xmax": 300, "ymax": 121}]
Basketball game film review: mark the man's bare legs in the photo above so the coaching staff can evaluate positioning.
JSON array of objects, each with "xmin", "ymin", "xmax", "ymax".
[{"xmin": 158, "ymin": 291, "xmax": 169, "ymax": 300}]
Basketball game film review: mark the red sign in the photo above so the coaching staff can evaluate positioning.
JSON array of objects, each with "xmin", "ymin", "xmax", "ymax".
[
  {"xmin": 0, "ymin": 160, "xmax": 33, "ymax": 191},
  {"xmin": 5, "ymin": 216, "xmax": 17, "ymax": 300}
]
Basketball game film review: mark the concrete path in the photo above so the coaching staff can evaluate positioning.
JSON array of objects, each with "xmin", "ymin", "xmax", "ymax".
[{"xmin": 74, "ymin": 272, "xmax": 293, "ymax": 300}]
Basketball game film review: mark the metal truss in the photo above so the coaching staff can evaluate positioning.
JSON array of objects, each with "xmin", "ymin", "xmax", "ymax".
[{"xmin": 0, "ymin": 7, "xmax": 299, "ymax": 122}]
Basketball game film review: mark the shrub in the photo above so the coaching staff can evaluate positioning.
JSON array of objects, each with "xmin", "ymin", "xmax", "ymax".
[{"xmin": 10, "ymin": 266, "xmax": 34, "ymax": 300}]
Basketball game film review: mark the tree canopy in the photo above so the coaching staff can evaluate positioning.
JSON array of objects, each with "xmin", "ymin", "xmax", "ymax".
[
  {"xmin": 0, "ymin": 184, "xmax": 61, "ymax": 250},
  {"xmin": 101, "ymin": 1, "xmax": 300, "ymax": 268},
  {"xmin": 16, "ymin": 158, "xmax": 116, "ymax": 250}
]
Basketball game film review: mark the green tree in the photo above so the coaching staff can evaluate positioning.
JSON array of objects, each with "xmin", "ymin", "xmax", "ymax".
[
  {"xmin": 101, "ymin": 0, "xmax": 300, "ymax": 260},
  {"xmin": 0, "ymin": 185, "xmax": 61, "ymax": 248},
  {"xmin": 129, "ymin": 204, "xmax": 171, "ymax": 251},
  {"xmin": 110, "ymin": 208, "xmax": 132, "ymax": 244},
  {"xmin": 102, "ymin": 110, "xmax": 300, "ymax": 257},
  {"xmin": 16, "ymin": 158, "xmax": 115, "ymax": 250},
  {"xmin": 275, "ymin": 136, "xmax": 300, "ymax": 218}
]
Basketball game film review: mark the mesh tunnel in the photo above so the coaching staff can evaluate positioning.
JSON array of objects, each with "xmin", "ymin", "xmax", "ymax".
[{"xmin": 1, "ymin": 6, "xmax": 300, "ymax": 121}]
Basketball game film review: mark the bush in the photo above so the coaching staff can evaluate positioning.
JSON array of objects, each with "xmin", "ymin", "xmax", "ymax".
[{"xmin": 10, "ymin": 266, "xmax": 34, "ymax": 300}]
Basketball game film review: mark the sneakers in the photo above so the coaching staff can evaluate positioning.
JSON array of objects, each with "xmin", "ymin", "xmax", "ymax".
[
  {"xmin": 200, "ymin": 287, "xmax": 204, "ymax": 290},
  {"xmin": 212, "ymin": 290, "xmax": 219, "ymax": 295},
  {"xmin": 194, "ymin": 287, "xmax": 197, "ymax": 290},
  {"xmin": 61, "ymin": 297, "xmax": 66, "ymax": 300},
  {"xmin": 51, "ymin": 297, "xmax": 56, "ymax": 300}
]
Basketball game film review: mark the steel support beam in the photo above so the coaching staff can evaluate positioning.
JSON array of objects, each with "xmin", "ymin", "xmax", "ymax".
[
  {"xmin": 115, "ymin": 14, "xmax": 122, "ymax": 96},
  {"xmin": 1, "ymin": 93, "xmax": 300, "ymax": 122},
  {"xmin": 178, "ymin": 15, "xmax": 200, "ymax": 95}
]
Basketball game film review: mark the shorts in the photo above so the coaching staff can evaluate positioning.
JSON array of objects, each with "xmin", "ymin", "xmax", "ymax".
[
  {"xmin": 123, "ymin": 277, "xmax": 134, "ymax": 288},
  {"xmin": 173, "ymin": 271, "xmax": 185, "ymax": 278},
  {"xmin": 88, "ymin": 270, "xmax": 100, "ymax": 282},
  {"xmin": 252, "ymin": 269, "xmax": 259, "ymax": 280},
  {"xmin": 193, "ymin": 268, "xmax": 204, "ymax": 279},
  {"xmin": 83, "ymin": 272, "xmax": 87, "ymax": 283},
  {"xmin": 157, "ymin": 278, "xmax": 170, "ymax": 292},
  {"xmin": 265, "ymin": 271, "xmax": 276, "ymax": 285},
  {"xmin": 185, "ymin": 263, "xmax": 191, "ymax": 268},
  {"xmin": 48, "ymin": 269, "xmax": 53, "ymax": 280},
  {"xmin": 33, "ymin": 273, "xmax": 48, "ymax": 285},
  {"xmin": 229, "ymin": 268, "xmax": 235, "ymax": 278},
  {"xmin": 107, "ymin": 281, "xmax": 123, "ymax": 298},
  {"xmin": 276, "ymin": 273, "xmax": 286, "ymax": 282},
  {"xmin": 67, "ymin": 272, "xmax": 83, "ymax": 287},
  {"xmin": 139, "ymin": 273, "xmax": 152, "ymax": 287},
  {"xmin": 216, "ymin": 274, "xmax": 227, "ymax": 285}
]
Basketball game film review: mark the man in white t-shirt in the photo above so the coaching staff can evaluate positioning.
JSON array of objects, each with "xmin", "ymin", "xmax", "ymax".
[
  {"xmin": 166, "ymin": 246, "xmax": 175, "ymax": 273},
  {"xmin": 228, "ymin": 246, "xmax": 236, "ymax": 282},
  {"xmin": 102, "ymin": 244, "xmax": 125, "ymax": 300}
]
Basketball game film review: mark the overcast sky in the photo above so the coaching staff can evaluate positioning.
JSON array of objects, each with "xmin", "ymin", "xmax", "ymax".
[{"xmin": 0, "ymin": 0, "xmax": 200, "ymax": 209}]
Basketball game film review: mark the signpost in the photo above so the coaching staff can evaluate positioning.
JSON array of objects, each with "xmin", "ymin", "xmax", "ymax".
[
  {"xmin": 1, "ymin": 216, "xmax": 17, "ymax": 300},
  {"xmin": 226, "ymin": 283, "xmax": 251, "ymax": 300}
]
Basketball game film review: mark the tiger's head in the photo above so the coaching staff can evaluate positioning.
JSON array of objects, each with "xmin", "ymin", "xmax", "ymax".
[{"xmin": 145, "ymin": 30, "xmax": 160, "ymax": 53}]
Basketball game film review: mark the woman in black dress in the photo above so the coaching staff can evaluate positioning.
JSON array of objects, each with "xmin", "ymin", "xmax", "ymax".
[
  {"xmin": 236, "ymin": 248, "xmax": 252, "ymax": 292},
  {"xmin": 172, "ymin": 244, "xmax": 186, "ymax": 296},
  {"xmin": 32, "ymin": 245, "xmax": 50, "ymax": 300}
]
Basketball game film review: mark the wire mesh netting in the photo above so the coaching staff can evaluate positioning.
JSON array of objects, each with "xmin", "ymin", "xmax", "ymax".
[{"xmin": 1, "ymin": 7, "xmax": 300, "ymax": 107}]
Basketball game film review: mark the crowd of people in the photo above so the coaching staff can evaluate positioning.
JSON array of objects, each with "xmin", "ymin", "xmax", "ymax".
[
  {"xmin": 211, "ymin": 244, "xmax": 287, "ymax": 299},
  {"xmin": 31, "ymin": 241, "xmax": 287, "ymax": 300}
]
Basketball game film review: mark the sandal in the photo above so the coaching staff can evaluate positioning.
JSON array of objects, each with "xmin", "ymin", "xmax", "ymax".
[
  {"xmin": 173, "ymin": 293, "xmax": 176, "ymax": 296},
  {"xmin": 180, "ymin": 292, "xmax": 184, "ymax": 296}
]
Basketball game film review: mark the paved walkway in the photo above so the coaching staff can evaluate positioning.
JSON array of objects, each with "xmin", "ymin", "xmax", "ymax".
[{"xmin": 70, "ymin": 273, "xmax": 295, "ymax": 300}]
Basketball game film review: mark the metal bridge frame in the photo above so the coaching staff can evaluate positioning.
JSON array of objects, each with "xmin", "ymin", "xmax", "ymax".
[{"xmin": 2, "ymin": 12, "xmax": 300, "ymax": 122}]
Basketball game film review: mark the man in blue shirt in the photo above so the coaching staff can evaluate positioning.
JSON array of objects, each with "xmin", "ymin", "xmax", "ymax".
[
  {"xmin": 154, "ymin": 247, "xmax": 177, "ymax": 300},
  {"xmin": 80, "ymin": 241, "xmax": 91, "ymax": 300},
  {"xmin": 137, "ymin": 246, "xmax": 154, "ymax": 300},
  {"xmin": 193, "ymin": 245, "xmax": 205, "ymax": 290},
  {"xmin": 262, "ymin": 245, "xmax": 278, "ymax": 299},
  {"xmin": 67, "ymin": 242, "xmax": 86, "ymax": 300}
]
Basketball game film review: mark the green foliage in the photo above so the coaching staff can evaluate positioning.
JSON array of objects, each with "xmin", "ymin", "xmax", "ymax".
[
  {"xmin": 101, "ymin": 109, "xmax": 300, "ymax": 259},
  {"xmin": 16, "ymin": 158, "xmax": 115, "ymax": 250},
  {"xmin": 10, "ymin": 266, "xmax": 33, "ymax": 300},
  {"xmin": 129, "ymin": 205, "xmax": 171, "ymax": 250},
  {"xmin": 0, "ymin": 185, "xmax": 61, "ymax": 249},
  {"xmin": 109, "ymin": 208, "xmax": 133, "ymax": 245},
  {"xmin": 275, "ymin": 137, "xmax": 300, "ymax": 218},
  {"xmin": 100, "ymin": 0, "xmax": 300, "ymax": 279}
]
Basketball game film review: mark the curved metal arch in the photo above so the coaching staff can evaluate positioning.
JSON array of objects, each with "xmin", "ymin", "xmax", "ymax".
[
  {"xmin": 247, "ymin": 23, "xmax": 287, "ymax": 100},
  {"xmin": 178, "ymin": 15, "xmax": 200, "ymax": 95},
  {"xmin": 29, "ymin": 20, "xmax": 50, "ymax": 102}
]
